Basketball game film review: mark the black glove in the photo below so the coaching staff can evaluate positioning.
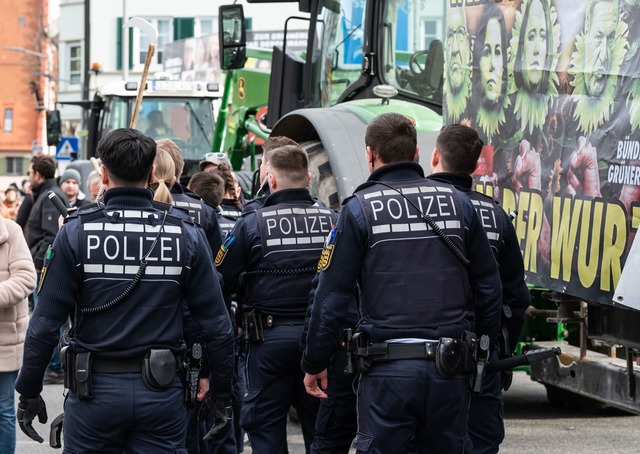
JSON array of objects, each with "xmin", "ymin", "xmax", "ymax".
[
  {"xmin": 199, "ymin": 394, "xmax": 233, "ymax": 441},
  {"xmin": 17, "ymin": 395, "xmax": 48, "ymax": 443}
]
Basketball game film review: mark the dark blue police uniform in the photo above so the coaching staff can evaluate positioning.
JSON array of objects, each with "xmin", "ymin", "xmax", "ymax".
[
  {"xmin": 217, "ymin": 188, "xmax": 336, "ymax": 453},
  {"xmin": 428, "ymin": 172, "xmax": 530, "ymax": 454},
  {"xmin": 303, "ymin": 162, "xmax": 502, "ymax": 454},
  {"xmin": 15, "ymin": 187, "xmax": 234, "ymax": 453},
  {"xmin": 171, "ymin": 182, "xmax": 223, "ymax": 253},
  {"xmin": 217, "ymin": 199, "xmax": 243, "ymax": 239}
]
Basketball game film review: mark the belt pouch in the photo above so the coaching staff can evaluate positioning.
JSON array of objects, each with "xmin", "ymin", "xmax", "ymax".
[
  {"xmin": 244, "ymin": 310, "xmax": 264, "ymax": 343},
  {"xmin": 61, "ymin": 346, "xmax": 75, "ymax": 390},
  {"xmin": 75, "ymin": 352, "xmax": 93, "ymax": 400},
  {"xmin": 436, "ymin": 337, "xmax": 463, "ymax": 378},
  {"xmin": 142, "ymin": 349, "xmax": 176, "ymax": 391}
]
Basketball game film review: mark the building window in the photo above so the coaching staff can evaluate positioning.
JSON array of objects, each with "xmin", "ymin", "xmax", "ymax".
[
  {"xmin": 6, "ymin": 157, "xmax": 23, "ymax": 175},
  {"xmin": 423, "ymin": 19, "xmax": 442, "ymax": 49},
  {"xmin": 140, "ymin": 19, "xmax": 171, "ymax": 65},
  {"xmin": 3, "ymin": 109, "xmax": 12, "ymax": 132},
  {"xmin": 70, "ymin": 44, "xmax": 82, "ymax": 85},
  {"xmin": 197, "ymin": 18, "xmax": 215, "ymax": 37}
]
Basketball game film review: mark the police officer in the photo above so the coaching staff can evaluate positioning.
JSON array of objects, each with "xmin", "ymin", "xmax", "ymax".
[
  {"xmin": 157, "ymin": 138, "xmax": 223, "ymax": 254},
  {"xmin": 216, "ymin": 144, "xmax": 337, "ymax": 453},
  {"xmin": 428, "ymin": 124, "xmax": 531, "ymax": 454},
  {"xmin": 212, "ymin": 162, "xmax": 244, "ymax": 238},
  {"xmin": 14, "ymin": 128, "xmax": 235, "ymax": 452},
  {"xmin": 303, "ymin": 113, "xmax": 502, "ymax": 453}
]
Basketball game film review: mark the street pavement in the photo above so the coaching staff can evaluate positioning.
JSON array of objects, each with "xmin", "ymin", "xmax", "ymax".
[{"xmin": 16, "ymin": 371, "xmax": 640, "ymax": 453}]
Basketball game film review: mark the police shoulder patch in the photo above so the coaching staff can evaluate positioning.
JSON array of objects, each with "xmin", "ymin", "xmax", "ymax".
[
  {"xmin": 215, "ymin": 235, "xmax": 235, "ymax": 266},
  {"xmin": 317, "ymin": 226, "xmax": 338, "ymax": 272}
]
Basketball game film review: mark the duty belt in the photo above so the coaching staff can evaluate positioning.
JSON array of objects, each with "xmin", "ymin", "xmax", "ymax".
[
  {"xmin": 363, "ymin": 341, "xmax": 438, "ymax": 362},
  {"xmin": 259, "ymin": 314, "xmax": 305, "ymax": 328},
  {"xmin": 92, "ymin": 356, "xmax": 144, "ymax": 373}
]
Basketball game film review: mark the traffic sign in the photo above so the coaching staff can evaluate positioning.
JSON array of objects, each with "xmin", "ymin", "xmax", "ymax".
[{"xmin": 55, "ymin": 137, "xmax": 79, "ymax": 160}]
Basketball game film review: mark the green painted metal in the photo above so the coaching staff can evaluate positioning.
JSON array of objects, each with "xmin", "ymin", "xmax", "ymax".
[
  {"xmin": 333, "ymin": 99, "xmax": 443, "ymax": 132},
  {"xmin": 212, "ymin": 71, "xmax": 235, "ymax": 155}
]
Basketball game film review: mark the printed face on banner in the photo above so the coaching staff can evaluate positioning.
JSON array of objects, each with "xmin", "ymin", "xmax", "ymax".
[
  {"xmin": 522, "ymin": 0, "xmax": 547, "ymax": 89},
  {"xmin": 583, "ymin": 2, "xmax": 618, "ymax": 98},
  {"xmin": 480, "ymin": 18, "xmax": 505, "ymax": 103}
]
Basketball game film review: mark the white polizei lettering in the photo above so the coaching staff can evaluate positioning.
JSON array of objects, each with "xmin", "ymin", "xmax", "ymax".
[
  {"xmin": 277, "ymin": 208, "xmax": 293, "ymax": 216},
  {"xmin": 318, "ymin": 215, "xmax": 331, "ymax": 233},
  {"xmin": 476, "ymin": 207, "xmax": 497, "ymax": 230},
  {"xmin": 176, "ymin": 238, "xmax": 180, "ymax": 262},
  {"xmin": 392, "ymin": 223, "xmax": 410, "ymax": 232},
  {"xmin": 84, "ymin": 264, "xmax": 102, "ymax": 273},
  {"xmin": 103, "ymin": 235, "xmax": 120, "ymax": 260},
  {"xmin": 312, "ymin": 236, "xmax": 325, "ymax": 243},
  {"xmin": 84, "ymin": 224, "xmax": 103, "ymax": 231},
  {"xmin": 279, "ymin": 217, "xmax": 292, "ymax": 235},
  {"xmin": 87, "ymin": 235, "xmax": 101, "ymax": 259},
  {"xmin": 104, "ymin": 223, "xmax": 124, "ymax": 232},
  {"xmin": 370, "ymin": 200, "xmax": 385, "ymax": 221},
  {"xmin": 401, "ymin": 197, "xmax": 419, "ymax": 219},
  {"xmin": 487, "ymin": 232, "xmax": 500, "ymax": 241},
  {"xmin": 160, "ymin": 237, "xmax": 174, "ymax": 261},
  {"xmin": 266, "ymin": 238, "xmax": 282, "ymax": 246},
  {"xmin": 410, "ymin": 223, "xmax": 428, "ymax": 231},
  {"xmin": 363, "ymin": 190, "xmax": 382, "ymax": 200},
  {"xmin": 124, "ymin": 224, "xmax": 144, "ymax": 232},
  {"xmin": 436, "ymin": 195, "xmax": 452, "ymax": 216},
  {"xmin": 293, "ymin": 217, "xmax": 305, "ymax": 234},
  {"xmin": 416, "ymin": 195, "xmax": 435, "ymax": 216},
  {"xmin": 307, "ymin": 216, "xmax": 318, "ymax": 233},
  {"xmin": 104, "ymin": 265, "xmax": 124, "ymax": 274},
  {"xmin": 388, "ymin": 198, "xmax": 404, "ymax": 220},
  {"xmin": 372, "ymin": 225, "xmax": 391, "ymax": 234},
  {"xmin": 282, "ymin": 238, "xmax": 297, "ymax": 245},
  {"xmin": 122, "ymin": 238, "xmax": 136, "ymax": 261},
  {"xmin": 266, "ymin": 218, "xmax": 277, "ymax": 235}
]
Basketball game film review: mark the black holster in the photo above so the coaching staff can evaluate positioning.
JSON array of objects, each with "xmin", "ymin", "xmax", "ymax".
[
  {"xmin": 351, "ymin": 332, "xmax": 372, "ymax": 374},
  {"xmin": 436, "ymin": 331, "xmax": 477, "ymax": 379},
  {"xmin": 61, "ymin": 345, "xmax": 75, "ymax": 390},
  {"xmin": 75, "ymin": 352, "xmax": 93, "ymax": 400},
  {"xmin": 242, "ymin": 310, "xmax": 264, "ymax": 344},
  {"xmin": 142, "ymin": 349, "xmax": 177, "ymax": 392}
]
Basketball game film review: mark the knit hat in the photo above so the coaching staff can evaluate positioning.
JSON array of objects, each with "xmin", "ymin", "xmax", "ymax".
[{"xmin": 59, "ymin": 168, "xmax": 82, "ymax": 186}]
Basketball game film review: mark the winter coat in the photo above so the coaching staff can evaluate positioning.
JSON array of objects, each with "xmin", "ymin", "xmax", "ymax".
[{"xmin": 0, "ymin": 218, "xmax": 37, "ymax": 372}]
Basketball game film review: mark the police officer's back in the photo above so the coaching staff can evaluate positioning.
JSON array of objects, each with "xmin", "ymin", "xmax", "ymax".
[
  {"xmin": 428, "ymin": 124, "xmax": 530, "ymax": 454},
  {"xmin": 14, "ymin": 128, "xmax": 234, "ymax": 452},
  {"xmin": 302, "ymin": 113, "xmax": 502, "ymax": 453},
  {"xmin": 216, "ymin": 144, "xmax": 336, "ymax": 453}
]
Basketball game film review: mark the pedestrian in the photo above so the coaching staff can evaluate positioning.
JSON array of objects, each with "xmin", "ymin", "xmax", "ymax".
[
  {"xmin": 158, "ymin": 138, "xmax": 223, "ymax": 254},
  {"xmin": 59, "ymin": 168, "xmax": 91, "ymax": 209},
  {"xmin": 14, "ymin": 128, "xmax": 235, "ymax": 452},
  {"xmin": 199, "ymin": 151, "xmax": 232, "ymax": 172},
  {"xmin": 1, "ymin": 187, "xmax": 22, "ymax": 221},
  {"xmin": 25, "ymin": 155, "xmax": 67, "ymax": 384},
  {"xmin": 428, "ymin": 124, "xmax": 531, "ymax": 454},
  {"xmin": 0, "ymin": 217, "xmax": 37, "ymax": 454},
  {"xmin": 302, "ymin": 113, "xmax": 502, "ymax": 453},
  {"xmin": 216, "ymin": 144, "xmax": 337, "ymax": 453}
]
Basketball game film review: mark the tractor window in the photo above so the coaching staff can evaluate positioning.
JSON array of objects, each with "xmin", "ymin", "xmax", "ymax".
[
  {"xmin": 315, "ymin": 0, "xmax": 367, "ymax": 107},
  {"xmin": 381, "ymin": 0, "xmax": 445, "ymax": 104}
]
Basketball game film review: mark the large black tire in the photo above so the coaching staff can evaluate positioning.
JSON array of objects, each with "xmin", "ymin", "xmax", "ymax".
[{"xmin": 301, "ymin": 140, "xmax": 341, "ymax": 210}]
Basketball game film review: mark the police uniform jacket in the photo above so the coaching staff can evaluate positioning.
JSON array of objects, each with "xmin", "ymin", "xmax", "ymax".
[
  {"xmin": 428, "ymin": 172, "xmax": 531, "ymax": 352},
  {"xmin": 171, "ymin": 182, "xmax": 223, "ymax": 254},
  {"xmin": 216, "ymin": 199, "xmax": 243, "ymax": 239},
  {"xmin": 217, "ymin": 188, "xmax": 336, "ymax": 319},
  {"xmin": 27, "ymin": 178, "xmax": 67, "ymax": 271},
  {"xmin": 302, "ymin": 162, "xmax": 502, "ymax": 375},
  {"xmin": 15, "ymin": 187, "xmax": 234, "ymax": 399}
]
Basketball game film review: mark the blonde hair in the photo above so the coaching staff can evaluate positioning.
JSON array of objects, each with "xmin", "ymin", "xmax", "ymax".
[
  {"xmin": 156, "ymin": 138, "xmax": 184, "ymax": 179},
  {"xmin": 151, "ymin": 148, "xmax": 176, "ymax": 204}
]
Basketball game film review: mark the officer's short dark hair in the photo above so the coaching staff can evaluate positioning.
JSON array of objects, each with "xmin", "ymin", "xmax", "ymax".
[
  {"xmin": 97, "ymin": 128, "xmax": 156, "ymax": 185},
  {"xmin": 436, "ymin": 124, "xmax": 484, "ymax": 174},
  {"xmin": 365, "ymin": 113, "xmax": 417, "ymax": 163},
  {"xmin": 30, "ymin": 155, "xmax": 56, "ymax": 180},
  {"xmin": 262, "ymin": 136, "xmax": 298, "ymax": 164},
  {"xmin": 269, "ymin": 144, "xmax": 309, "ymax": 185},
  {"xmin": 188, "ymin": 171, "xmax": 225, "ymax": 208}
]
